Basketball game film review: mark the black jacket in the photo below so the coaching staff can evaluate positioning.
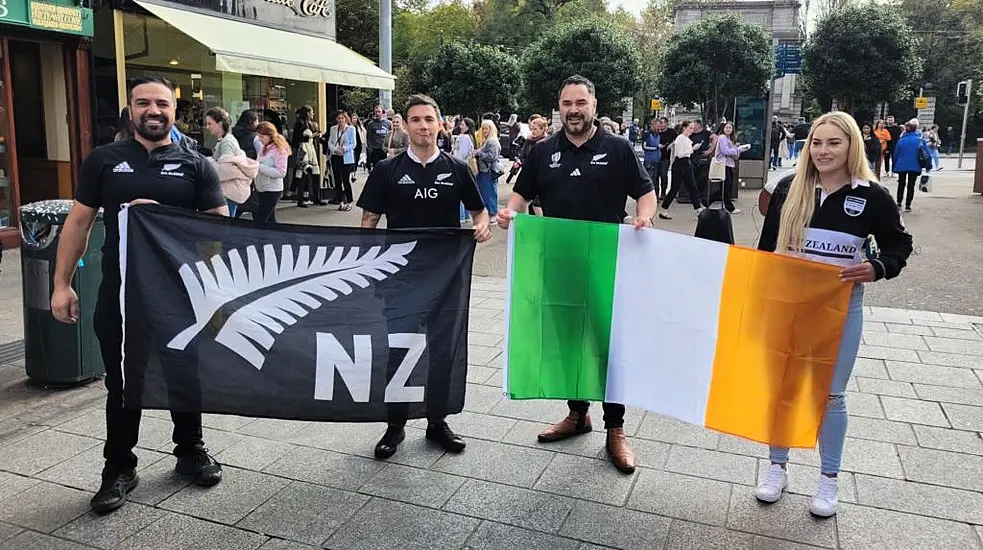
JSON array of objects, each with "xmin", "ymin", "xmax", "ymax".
[
  {"xmin": 863, "ymin": 135, "xmax": 882, "ymax": 163},
  {"xmin": 232, "ymin": 125, "xmax": 257, "ymax": 160}
]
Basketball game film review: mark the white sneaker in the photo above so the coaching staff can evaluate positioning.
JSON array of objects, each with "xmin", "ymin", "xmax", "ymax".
[
  {"xmin": 810, "ymin": 475, "xmax": 838, "ymax": 517},
  {"xmin": 729, "ymin": 208, "xmax": 741, "ymax": 214},
  {"xmin": 755, "ymin": 463, "xmax": 788, "ymax": 503}
]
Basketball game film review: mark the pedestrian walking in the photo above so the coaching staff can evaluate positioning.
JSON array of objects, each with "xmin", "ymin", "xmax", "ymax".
[
  {"xmin": 713, "ymin": 122, "xmax": 744, "ymax": 213},
  {"xmin": 51, "ymin": 76, "xmax": 227, "ymax": 515},
  {"xmin": 791, "ymin": 117, "xmax": 810, "ymax": 163},
  {"xmin": 232, "ymin": 110, "xmax": 259, "ymax": 160},
  {"xmin": 357, "ymin": 93, "xmax": 491, "ymax": 459},
  {"xmin": 641, "ymin": 118, "xmax": 661, "ymax": 191},
  {"xmin": 453, "ymin": 118, "xmax": 477, "ymax": 223},
  {"xmin": 253, "ymin": 121, "xmax": 289, "ymax": 223},
  {"xmin": 861, "ymin": 123, "xmax": 882, "ymax": 175},
  {"xmin": 883, "ymin": 116, "xmax": 902, "ymax": 176},
  {"xmin": 365, "ymin": 105, "xmax": 392, "ymax": 171},
  {"xmin": 291, "ymin": 106, "xmax": 323, "ymax": 206},
  {"xmin": 327, "ymin": 110, "xmax": 357, "ymax": 211},
  {"xmin": 656, "ymin": 116, "xmax": 676, "ymax": 201},
  {"xmin": 350, "ymin": 114, "xmax": 366, "ymax": 179},
  {"xmin": 497, "ymin": 74, "xmax": 657, "ymax": 474},
  {"xmin": 756, "ymin": 111, "xmax": 911, "ymax": 518},
  {"xmin": 473, "ymin": 120, "xmax": 502, "ymax": 217},
  {"xmin": 659, "ymin": 121, "xmax": 704, "ymax": 220},
  {"xmin": 206, "ymin": 107, "xmax": 256, "ymax": 217},
  {"xmin": 873, "ymin": 120, "xmax": 891, "ymax": 178},
  {"xmin": 892, "ymin": 119, "xmax": 929, "ymax": 212},
  {"xmin": 925, "ymin": 124, "xmax": 941, "ymax": 170}
]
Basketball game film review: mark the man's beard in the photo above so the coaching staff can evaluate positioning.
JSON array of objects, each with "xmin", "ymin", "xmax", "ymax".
[
  {"xmin": 136, "ymin": 114, "xmax": 172, "ymax": 141},
  {"xmin": 563, "ymin": 113, "xmax": 594, "ymax": 137}
]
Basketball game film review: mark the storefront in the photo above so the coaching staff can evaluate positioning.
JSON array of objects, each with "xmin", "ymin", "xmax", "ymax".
[
  {"xmin": 0, "ymin": 0, "xmax": 94, "ymax": 247},
  {"xmin": 91, "ymin": 0, "xmax": 393, "ymax": 153}
]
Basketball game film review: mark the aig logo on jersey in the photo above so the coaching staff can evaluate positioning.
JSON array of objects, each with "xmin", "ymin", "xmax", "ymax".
[
  {"xmin": 843, "ymin": 196, "xmax": 866, "ymax": 217},
  {"xmin": 415, "ymin": 188, "xmax": 438, "ymax": 199},
  {"xmin": 548, "ymin": 151, "xmax": 561, "ymax": 169},
  {"xmin": 161, "ymin": 163, "xmax": 184, "ymax": 177}
]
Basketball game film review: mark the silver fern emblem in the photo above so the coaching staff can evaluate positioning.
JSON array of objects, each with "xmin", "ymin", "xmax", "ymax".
[{"xmin": 167, "ymin": 242, "xmax": 417, "ymax": 368}]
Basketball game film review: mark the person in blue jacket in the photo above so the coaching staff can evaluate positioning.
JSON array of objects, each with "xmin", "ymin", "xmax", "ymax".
[
  {"xmin": 641, "ymin": 118, "xmax": 661, "ymax": 192},
  {"xmin": 892, "ymin": 119, "xmax": 928, "ymax": 212}
]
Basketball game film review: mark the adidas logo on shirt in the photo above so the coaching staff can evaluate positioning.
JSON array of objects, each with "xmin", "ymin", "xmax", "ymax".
[
  {"xmin": 570, "ymin": 168, "xmax": 582, "ymax": 177},
  {"xmin": 397, "ymin": 174, "xmax": 416, "ymax": 185},
  {"xmin": 113, "ymin": 162, "xmax": 134, "ymax": 173}
]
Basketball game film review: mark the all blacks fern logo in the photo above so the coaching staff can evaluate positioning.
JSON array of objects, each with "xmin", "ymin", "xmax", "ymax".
[{"xmin": 167, "ymin": 242, "xmax": 417, "ymax": 369}]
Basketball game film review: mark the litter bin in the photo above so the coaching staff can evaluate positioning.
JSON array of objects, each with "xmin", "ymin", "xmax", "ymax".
[{"xmin": 21, "ymin": 200, "xmax": 105, "ymax": 386}]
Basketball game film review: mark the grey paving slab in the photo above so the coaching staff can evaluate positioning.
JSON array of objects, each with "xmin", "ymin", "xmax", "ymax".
[
  {"xmin": 234, "ymin": 418, "xmax": 312, "ymax": 442},
  {"xmin": 36, "ymin": 446, "xmax": 168, "ymax": 493},
  {"xmin": 53, "ymin": 502, "xmax": 164, "ymax": 549},
  {"xmin": 0, "ymin": 471, "xmax": 39, "ymax": 501},
  {"xmin": 125, "ymin": 454, "xmax": 190, "ymax": 507},
  {"xmin": 462, "ymin": 521, "xmax": 583, "ymax": 550},
  {"xmin": 866, "ymin": 307, "xmax": 916, "ymax": 323},
  {"xmin": 932, "ymin": 326, "xmax": 983, "ymax": 340},
  {"xmin": 0, "ymin": 481, "xmax": 89, "ymax": 533},
  {"xmin": 281, "ymin": 420, "xmax": 381, "ymax": 455},
  {"xmin": 912, "ymin": 424, "xmax": 983, "ymax": 455},
  {"xmin": 917, "ymin": 350, "xmax": 979, "ymax": 369},
  {"xmin": 466, "ymin": 365, "xmax": 499, "ymax": 385},
  {"xmin": 923, "ymin": 335, "xmax": 983, "ymax": 356},
  {"xmin": 489, "ymin": 398, "xmax": 570, "ymax": 424},
  {"xmin": 852, "ymin": 358, "xmax": 889, "ymax": 379},
  {"xmin": 558, "ymin": 500, "xmax": 671, "ymax": 550},
  {"xmin": 443, "ymin": 410, "xmax": 515, "ymax": 442},
  {"xmin": 898, "ymin": 445, "xmax": 983, "ymax": 492},
  {"xmin": 213, "ymin": 436, "xmax": 298, "ymax": 472},
  {"xmin": 237, "ymin": 481, "xmax": 368, "ymax": 546},
  {"xmin": 443, "ymin": 479, "xmax": 575, "ymax": 533},
  {"xmin": 626, "ymin": 469, "xmax": 732, "ymax": 526},
  {"xmin": 159, "ymin": 466, "xmax": 290, "ymax": 525},
  {"xmin": 884, "ymin": 323, "xmax": 933, "ymax": 336},
  {"xmin": 468, "ymin": 331, "xmax": 502, "ymax": 348},
  {"xmin": 726, "ymin": 491, "xmax": 835, "ymax": 548},
  {"xmin": 857, "ymin": 345, "xmax": 920, "ymax": 362},
  {"xmin": 880, "ymin": 395, "xmax": 950, "ymax": 427},
  {"xmin": 844, "ymin": 416, "xmax": 917, "ymax": 445},
  {"xmin": 0, "ymin": 531, "xmax": 96, "ymax": 550},
  {"xmin": 432, "ymin": 438, "xmax": 553, "ymax": 488},
  {"xmin": 201, "ymin": 413, "xmax": 255, "ymax": 432},
  {"xmin": 360, "ymin": 463, "xmax": 466, "ymax": 509},
  {"xmin": 635, "ymin": 413, "xmax": 720, "ymax": 449},
  {"xmin": 624, "ymin": 437, "xmax": 672, "ymax": 470},
  {"xmin": 844, "ymin": 391, "xmax": 885, "ymax": 419},
  {"xmin": 55, "ymin": 409, "xmax": 107, "ymax": 440},
  {"xmin": 752, "ymin": 538, "xmax": 827, "ymax": 550},
  {"xmin": 885, "ymin": 360, "xmax": 982, "ymax": 388},
  {"xmin": 836, "ymin": 502, "xmax": 981, "ymax": 550},
  {"xmin": 463, "ymin": 383, "xmax": 504, "ymax": 414},
  {"xmin": 914, "ymin": 384, "xmax": 983, "ymax": 406},
  {"xmin": 855, "ymin": 377, "xmax": 917, "ymax": 398},
  {"xmin": 863, "ymin": 321, "xmax": 887, "ymax": 332},
  {"xmin": 468, "ymin": 344, "xmax": 501, "ymax": 365},
  {"xmin": 840, "ymin": 438, "xmax": 904, "ymax": 478},
  {"xmin": 533, "ymin": 453, "xmax": 637, "ymax": 506},
  {"xmin": 500, "ymin": 420, "xmax": 609, "ymax": 460},
  {"xmin": 262, "ymin": 446, "xmax": 385, "ymax": 492},
  {"xmin": 257, "ymin": 539, "xmax": 317, "ymax": 550},
  {"xmin": 0, "ymin": 417, "xmax": 47, "ymax": 447},
  {"xmin": 663, "ymin": 519, "xmax": 754, "ymax": 550},
  {"xmin": 0, "ymin": 524, "xmax": 20, "ymax": 544},
  {"xmin": 118, "ymin": 512, "xmax": 268, "ymax": 550},
  {"xmin": 0, "ymin": 429, "xmax": 101, "ymax": 476},
  {"xmin": 663, "ymin": 445, "xmax": 757, "ymax": 485},
  {"xmin": 942, "ymin": 402, "xmax": 983, "ymax": 431},
  {"xmin": 324, "ymin": 498, "xmax": 479, "ymax": 550},
  {"xmin": 756, "ymin": 461, "xmax": 857, "ymax": 504},
  {"xmin": 862, "ymin": 331, "xmax": 928, "ymax": 350},
  {"xmin": 854, "ymin": 473, "xmax": 983, "ymax": 524},
  {"xmin": 717, "ymin": 434, "xmax": 770, "ymax": 459},
  {"xmin": 133, "ymin": 415, "xmax": 183, "ymax": 452}
]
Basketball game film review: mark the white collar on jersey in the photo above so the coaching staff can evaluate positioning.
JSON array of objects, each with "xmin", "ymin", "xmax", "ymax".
[
  {"xmin": 407, "ymin": 147, "xmax": 441, "ymax": 166},
  {"xmin": 850, "ymin": 178, "xmax": 871, "ymax": 189}
]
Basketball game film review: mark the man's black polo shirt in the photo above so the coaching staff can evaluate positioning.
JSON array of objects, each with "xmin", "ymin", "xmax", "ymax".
[
  {"xmin": 514, "ymin": 127, "xmax": 653, "ymax": 223},
  {"xmin": 357, "ymin": 148, "xmax": 484, "ymax": 229}
]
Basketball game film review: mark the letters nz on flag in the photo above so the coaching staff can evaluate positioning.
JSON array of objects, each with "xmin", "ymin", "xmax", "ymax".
[{"xmin": 119, "ymin": 205, "xmax": 476, "ymax": 422}]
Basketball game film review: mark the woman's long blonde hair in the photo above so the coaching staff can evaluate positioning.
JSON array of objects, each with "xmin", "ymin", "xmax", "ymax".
[
  {"xmin": 481, "ymin": 119, "xmax": 499, "ymax": 140},
  {"xmin": 776, "ymin": 111, "xmax": 877, "ymax": 254}
]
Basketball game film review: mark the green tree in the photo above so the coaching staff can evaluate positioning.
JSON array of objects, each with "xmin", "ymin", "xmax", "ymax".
[
  {"xmin": 655, "ymin": 15, "xmax": 773, "ymax": 121},
  {"xmin": 335, "ymin": 0, "xmax": 379, "ymax": 61},
  {"xmin": 629, "ymin": 0, "xmax": 675, "ymax": 118},
  {"xmin": 392, "ymin": 1, "xmax": 478, "ymax": 67},
  {"xmin": 802, "ymin": 5, "xmax": 923, "ymax": 114},
  {"xmin": 415, "ymin": 41, "xmax": 521, "ymax": 117},
  {"xmin": 519, "ymin": 18, "xmax": 642, "ymax": 115}
]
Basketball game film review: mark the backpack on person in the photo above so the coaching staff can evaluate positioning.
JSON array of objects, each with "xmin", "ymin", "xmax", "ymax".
[{"xmin": 694, "ymin": 176, "xmax": 734, "ymax": 245}]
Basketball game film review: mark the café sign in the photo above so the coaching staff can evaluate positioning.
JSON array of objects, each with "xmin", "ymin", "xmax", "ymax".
[
  {"xmin": 263, "ymin": 0, "xmax": 330, "ymax": 18},
  {"xmin": 0, "ymin": 0, "xmax": 93, "ymax": 36}
]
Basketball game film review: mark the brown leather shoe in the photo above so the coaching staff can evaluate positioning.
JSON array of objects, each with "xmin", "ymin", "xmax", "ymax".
[
  {"xmin": 606, "ymin": 428, "xmax": 636, "ymax": 474},
  {"xmin": 537, "ymin": 412, "xmax": 592, "ymax": 442}
]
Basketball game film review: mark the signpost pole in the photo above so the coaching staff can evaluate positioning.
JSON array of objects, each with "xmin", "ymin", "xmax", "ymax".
[{"xmin": 958, "ymin": 79, "xmax": 972, "ymax": 169}]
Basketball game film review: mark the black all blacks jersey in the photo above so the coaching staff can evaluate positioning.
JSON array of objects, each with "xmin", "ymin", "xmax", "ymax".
[
  {"xmin": 759, "ymin": 175, "xmax": 913, "ymax": 281},
  {"xmin": 357, "ymin": 149, "xmax": 484, "ymax": 229}
]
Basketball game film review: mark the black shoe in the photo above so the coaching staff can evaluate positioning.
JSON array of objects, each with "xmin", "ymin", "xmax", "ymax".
[
  {"xmin": 297, "ymin": 202, "xmax": 309, "ymax": 208},
  {"xmin": 905, "ymin": 206, "xmax": 912, "ymax": 212},
  {"xmin": 175, "ymin": 446, "xmax": 222, "ymax": 487},
  {"xmin": 374, "ymin": 426, "xmax": 405, "ymax": 459},
  {"xmin": 426, "ymin": 422, "xmax": 466, "ymax": 453},
  {"xmin": 327, "ymin": 199, "xmax": 341, "ymax": 205},
  {"xmin": 658, "ymin": 212, "xmax": 672, "ymax": 220},
  {"xmin": 90, "ymin": 467, "xmax": 139, "ymax": 515}
]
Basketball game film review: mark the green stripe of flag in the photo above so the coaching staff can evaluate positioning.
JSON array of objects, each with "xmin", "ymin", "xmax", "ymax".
[{"xmin": 507, "ymin": 215, "xmax": 620, "ymax": 400}]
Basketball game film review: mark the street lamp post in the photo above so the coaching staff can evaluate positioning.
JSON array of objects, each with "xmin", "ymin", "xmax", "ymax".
[
  {"xmin": 379, "ymin": 0, "xmax": 393, "ymax": 110},
  {"xmin": 958, "ymin": 79, "xmax": 972, "ymax": 169}
]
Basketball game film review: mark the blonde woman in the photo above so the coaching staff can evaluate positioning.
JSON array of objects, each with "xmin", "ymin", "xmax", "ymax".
[
  {"xmin": 755, "ymin": 112, "xmax": 912, "ymax": 518},
  {"xmin": 472, "ymin": 120, "xmax": 502, "ymax": 216},
  {"xmin": 386, "ymin": 114, "xmax": 409, "ymax": 157}
]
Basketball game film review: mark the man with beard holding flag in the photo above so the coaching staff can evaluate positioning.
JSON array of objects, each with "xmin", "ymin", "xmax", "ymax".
[
  {"xmin": 51, "ymin": 76, "xmax": 228, "ymax": 514},
  {"xmin": 497, "ymin": 75, "xmax": 656, "ymax": 473}
]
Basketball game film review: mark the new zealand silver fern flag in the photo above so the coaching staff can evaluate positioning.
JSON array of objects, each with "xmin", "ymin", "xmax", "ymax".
[{"xmin": 118, "ymin": 205, "xmax": 476, "ymax": 422}]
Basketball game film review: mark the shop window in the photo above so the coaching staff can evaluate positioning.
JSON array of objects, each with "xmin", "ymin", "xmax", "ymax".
[{"xmin": 0, "ymin": 43, "xmax": 13, "ymax": 228}]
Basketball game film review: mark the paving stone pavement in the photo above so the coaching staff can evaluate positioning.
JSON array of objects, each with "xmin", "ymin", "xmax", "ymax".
[{"xmin": 2, "ymin": 273, "xmax": 983, "ymax": 549}]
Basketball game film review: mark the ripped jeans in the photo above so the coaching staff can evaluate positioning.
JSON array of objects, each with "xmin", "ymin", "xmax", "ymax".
[{"xmin": 769, "ymin": 284, "xmax": 864, "ymax": 474}]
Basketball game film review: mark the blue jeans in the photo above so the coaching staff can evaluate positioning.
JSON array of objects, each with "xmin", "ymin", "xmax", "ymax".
[
  {"xmin": 792, "ymin": 140, "xmax": 805, "ymax": 161},
  {"xmin": 930, "ymin": 148, "xmax": 940, "ymax": 170},
  {"xmin": 227, "ymin": 199, "xmax": 239, "ymax": 217},
  {"xmin": 477, "ymin": 172, "xmax": 499, "ymax": 216},
  {"xmin": 769, "ymin": 284, "xmax": 864, "ymax": 474}
]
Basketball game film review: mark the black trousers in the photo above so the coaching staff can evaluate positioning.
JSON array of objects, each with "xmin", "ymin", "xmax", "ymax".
[
  {"xmin": 331, "ymin": 161, "xmax": 354, "ymax": 203},
  {"xmin": 295, "ymin": 172, "xmax": 321, "ymax": 205},
  {"xmin": 883, "ymin": 149, "xmax": 893, "ymax": 174},
  {"xmin": 657, "ymin": 158, "xmax": 670, "ymax": 199},
  {"xmin": 254, "ymin": 191, "xmax": 281, "ymax": 223},
  {"xmin": 568, "ymin": 401, "xmax": 625, "ymax": 429},
  {"xmin": 722, "ymin": 166, "xmax": 736, "ymax": 211},
  {"xmin": 897, "ymin": 172, "xmax": 918, "ymax": 207},
  {"xmin": 662, "ymin": 159, "xmax": 702, "ymax": 210},
  {"xmin": 94, "ymin": 290, "xmax": 202, "ymax": 471},
  {"xmin": 368, "ymin": 148, "xmax": 386, "ymax": 171}
]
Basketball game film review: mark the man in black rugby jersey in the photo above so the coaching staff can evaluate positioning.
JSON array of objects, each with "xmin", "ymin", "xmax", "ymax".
[{"xmin": 357, "ymin": 93, "xmax": 491, "ymax": 459}]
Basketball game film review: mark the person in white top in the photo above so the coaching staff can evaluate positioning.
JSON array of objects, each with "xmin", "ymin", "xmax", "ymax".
[{"xmin": 659, "ymin": 120, "xmax": 703, "ymax": 220}]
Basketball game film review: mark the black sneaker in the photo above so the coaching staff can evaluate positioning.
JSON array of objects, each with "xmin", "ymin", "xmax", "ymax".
[
  {"xmin": 175, "ymin": 446, "xmax": 222, "ymax": 487},
  {"xmin": 905, "ymin": 206, "xmax": 912, "ymax": 212},
  {"xmin": 90, "ymin": 467, "xmax": 139, "ymax": 515},
  {"xmin": 374, "ymin": 426, "xmax": 405, "ymax": 459},
  {"xmin": 426, "ymin": 421, "xmax": 466, "ymax": 453}
]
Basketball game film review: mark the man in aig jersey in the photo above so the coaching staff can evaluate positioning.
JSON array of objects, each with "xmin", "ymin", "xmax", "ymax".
[{"xmin": 357, "ymin": 93, "xmax": 491, "ymax": 459}]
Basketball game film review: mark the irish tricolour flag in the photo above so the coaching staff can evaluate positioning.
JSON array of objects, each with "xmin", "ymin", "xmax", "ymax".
[{"xmin": 503, "ymin": 215, "xmax": 853, "ymax": 448}]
